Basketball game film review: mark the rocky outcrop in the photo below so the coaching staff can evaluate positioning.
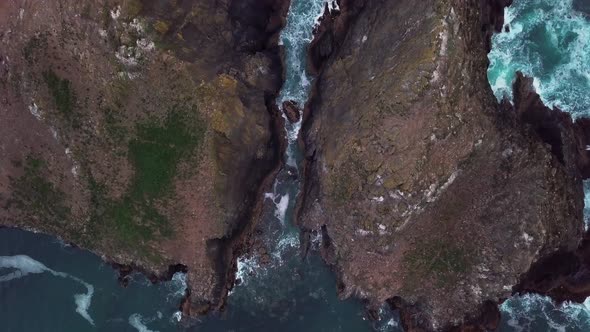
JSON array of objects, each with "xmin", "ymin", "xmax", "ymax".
[
  {"xmin": 0, "ymin": 0, "xmax": 287, "ymax": 312},
  {"xmin": 505, "ymin": 73, "xmax": 590, "ymax": 304},
  {"xmin": 282, "ymin": 100, "xmax": 301, "ymax": 123},
  {"xmin": 509, "ymin": 72, "xmax": 590, "ymax": 179},
  {"xmin": 300, "ymin": 0, "xmax": 585, "ymax": 330}
]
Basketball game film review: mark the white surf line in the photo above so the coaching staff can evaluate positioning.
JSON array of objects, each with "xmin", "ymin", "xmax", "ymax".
[
  {"xmin": 128, "ymin": 313, "xmax": 159, "ymax": 332},
  {"xmin": 0, "ymin": 255, "xmax": 95, "ymax": 326}
]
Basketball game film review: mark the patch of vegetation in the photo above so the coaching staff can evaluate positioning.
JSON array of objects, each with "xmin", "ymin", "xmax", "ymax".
[
  {"xmin": 129, "ymin": 110, "xmax": 203, "ymax": 199},
  {"xmin": 23, "ymin": 33, "xmax": 48, "ymax": 64},
  {"xmin": 153, "ymin": 20, "xmax": 170, "ymax": 35},
  {"xmin": 404, "ymin": 238, "xmax": 472, "ymax": 288},
  {"xmin": 9, "ymin": 156, "xmax": 71, "ymax": 224},
  {"xmin": 88, "ymin": 107, "xmax": 205, "ymax": 255},
  {"xmin": 43, "ymin": 69, "xmax": 77, "ymax": 123}
]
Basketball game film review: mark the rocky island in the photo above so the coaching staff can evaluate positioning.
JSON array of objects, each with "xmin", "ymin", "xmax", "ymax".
[{"xmin": 1, "ymin": 0, "xmax": 589, "ymax": 331}]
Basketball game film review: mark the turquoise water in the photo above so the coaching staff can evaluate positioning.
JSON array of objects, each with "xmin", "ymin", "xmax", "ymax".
[
  {"xmin": 488, "ymin": 0, "xmax": 590, "ymax": 118},
  {"xmin": 489, "ymin": 0, "xmax": 590, "ymax": 331},
  {"xmin": 0, "ymin": 1, "xmax": 399, "ymax": 331}
]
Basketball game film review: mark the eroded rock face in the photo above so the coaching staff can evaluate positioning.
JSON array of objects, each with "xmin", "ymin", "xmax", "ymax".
[
  {"xmin": 0, "ymin": 0, "xmax": 287, "ymax": 311},
  {"xmin": 282, "ymin": 100, "xmax": 301, "ymax": 123},
  {"xmin": 300, "ymin": 0, "xmax": 584, "ymax": 330}
]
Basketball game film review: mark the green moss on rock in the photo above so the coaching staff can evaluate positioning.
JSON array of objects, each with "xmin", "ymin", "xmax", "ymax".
[
  {"xmin": 43, "ymin": 69, "xmax": 76, "ymax": 122},
  {"xmin": 87, "ymin": 106, "xmax": 205, "ymax": 259}
]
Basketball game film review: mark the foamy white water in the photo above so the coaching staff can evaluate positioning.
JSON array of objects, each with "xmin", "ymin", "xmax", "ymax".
[
  {"xmin": 165, "ymin": 272, "xmax": 187, "ymax": 302},
  {"xmin": 488, "ymin": 0, "xmax": 590, "ymax": 118},
  {"xmin": 231, "ymin": 0, "xmax": 332, "ymax": 289},
  {"xmin": 129, "ymin": 313, "xmax": 159, "ymax": 332},
  {"xmin": 0, "ymin": 255, "xmax": 95, "ymax": 325},
  {"xmin": 279, "ymin": 0, "xmax": 336, "ymax": 166},
  {"xmin": 500, "ymin": 294, "xmax": 590, "ymax": 331},
  {"xmin": 72, "ymin": 279, "xmax": 95, "ymax": 325}
]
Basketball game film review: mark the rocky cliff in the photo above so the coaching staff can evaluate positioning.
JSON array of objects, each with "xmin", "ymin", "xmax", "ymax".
[
  {"xmin": 301, "ymin": 0, "xmax": 587, "ymax": 330},
  {"xmin": 0, "ymin": 0, "xmax": 287, "ymax": 311}
]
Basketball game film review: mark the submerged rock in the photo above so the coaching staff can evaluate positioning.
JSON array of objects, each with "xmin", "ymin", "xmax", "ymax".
[{"xmin": 300, "ymin": 0, "xmax": 586, "ymax": 330}]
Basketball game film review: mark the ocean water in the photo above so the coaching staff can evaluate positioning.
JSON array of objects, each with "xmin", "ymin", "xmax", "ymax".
[
  {"xmin": 488, "ymin": 0, "xmax": 590, "ymax": 118},
  {"xmin": 0, "ymin": 1, "xmax": 399, "ymax": 331},
  {"xmin": 488, "ymin": 0, "xmax": 590, "ymax": 331}
]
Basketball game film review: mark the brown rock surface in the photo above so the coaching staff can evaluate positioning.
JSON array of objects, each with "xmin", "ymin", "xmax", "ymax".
[
  {"xmin": 282, "ymin": 100, "xmax": 301, "ymax": 123},
  {"xmin": 300, "ymin": 0, "xmax": 585, "ymax": 330},
  {"xmin": 0, "ymin": 0, "xmax": 287, "ymax": 311}
]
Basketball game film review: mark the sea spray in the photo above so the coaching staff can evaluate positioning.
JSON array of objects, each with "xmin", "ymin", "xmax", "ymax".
[{"xmin": 0, "ymin": 255, "xmax": 95, "ymax": 325}]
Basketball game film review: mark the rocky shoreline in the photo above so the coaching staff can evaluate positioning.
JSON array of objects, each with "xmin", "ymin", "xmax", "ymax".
[{"xmin": 298, "ymin": 0, "xmax": 590, "ymax": 330}]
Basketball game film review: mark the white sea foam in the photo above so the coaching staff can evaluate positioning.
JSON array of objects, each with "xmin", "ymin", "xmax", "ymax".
[
  {"xmin": 488, "ymin": 0, "xmax": 590, "ymax": 118},
  {"xmin": 171, "ymin": 311, "xmax": 182, "ymax": 323},
  {"xmin": 275, "ymin": 193, "xmax": 290, "ymax": 222},
  {"xmin": 0, "ymin": 255, "xmax": 47, "ymax": 281},
  {"xmin": 71, "ymin": 277, "xmax": 95, "ymax": 326},
  {"xmin": 233, "ymin": 255, "xmax": 262, "ymax": 289},
  {"xmin": 500, "ymin": 294, "xmax": 590, "ymax": 331},
  {"xmin": 166, "ymin": 272, "xmax": 187, "ymax": 302},
  {"xmin": 272, "ymin": 232, "xmax": 300, "ymax": 264},
  {"xmin": 0, "ymin": 255, "xmax": 95, "ymax": 325},
  {"xmin": 129, "ymin": 313, "xmax": 158, "ymax": 332}
]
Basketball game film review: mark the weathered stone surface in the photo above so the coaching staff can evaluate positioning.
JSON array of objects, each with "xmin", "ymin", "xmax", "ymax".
[
  {"xmin": 282, "ymin": 100, "xmax": 301, "ymax": 123},
  {"xmin": 300, "ymin": 0, "xmax": 585, "ymax": 330}
]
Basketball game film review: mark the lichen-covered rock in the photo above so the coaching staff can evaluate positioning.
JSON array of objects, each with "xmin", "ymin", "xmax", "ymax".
[
  {"xmin": 0, "ymin": 0, "xmax": 286, "ymax": 310},
  {"xmin": 300, "ymin": 0, "xmax": 585, "ymax": 329}
]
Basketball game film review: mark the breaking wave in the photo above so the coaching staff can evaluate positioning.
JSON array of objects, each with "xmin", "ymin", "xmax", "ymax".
[
  {"xmin": 166, "ymin": 272, "xmax": 187, "ymax": 302},
  {"xmin": 500, "ymin": 294, "xmax": 590, "ymax": 331},
  {"xmin": 488, "ymin": 0, "xmax": 590, "ymax": 118},
  {"xmin": 0, "ymin": 255, "xmax": 95, "ymax": 325}
]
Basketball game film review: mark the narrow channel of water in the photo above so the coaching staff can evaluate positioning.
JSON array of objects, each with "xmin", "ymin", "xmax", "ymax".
[
  {"xmin": 0, "ymin": 1, "xmax": 400, "ymax": 331},
  {"xmin": 197, "ymin": 0, "xmax": 399, "ymax": 330}
]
